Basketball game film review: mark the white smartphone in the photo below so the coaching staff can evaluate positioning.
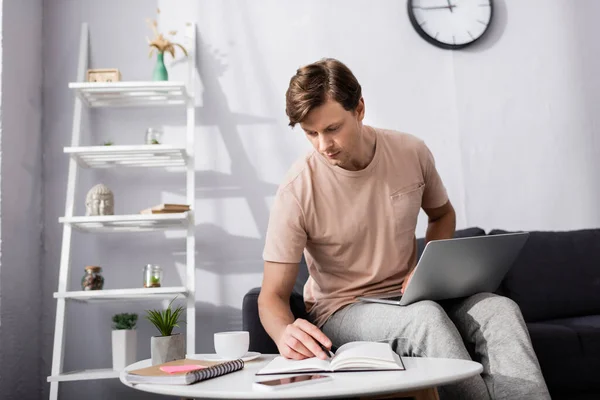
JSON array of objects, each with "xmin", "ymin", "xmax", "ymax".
[{"xmin": 253, "ymin": 374, "xmax": 332, "ymax": 391}]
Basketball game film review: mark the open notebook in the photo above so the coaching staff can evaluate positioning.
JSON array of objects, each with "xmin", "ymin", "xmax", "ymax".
[{"xmin": 256, "ymin": 341, "xmax": 404, "ymax": 375}]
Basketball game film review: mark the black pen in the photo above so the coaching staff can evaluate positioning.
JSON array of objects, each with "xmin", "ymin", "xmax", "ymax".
[{"xmin": 318, "ymin": 342, "xmax": 334, "ymax": 358}]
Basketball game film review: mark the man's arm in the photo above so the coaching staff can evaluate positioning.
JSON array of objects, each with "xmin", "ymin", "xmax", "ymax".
[
  {"xmin": 258, "ymin": 261, "xmax": 331, "ymax": 360},
  {"xmin": 423, "ymin": 199, "xmax": 456, "ymax": 243},
  {"xmin": 402, "ymin": 200, "xmax": 456, "ymax": 292}
]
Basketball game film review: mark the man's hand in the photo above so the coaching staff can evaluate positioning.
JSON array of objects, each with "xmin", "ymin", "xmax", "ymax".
[
  {"xmin": 401, "ymin": 269, "xmax": 415, "ymax": 294},
  {"xmin": 276, "ymin": 318, "xmax": 332, "ymax": 360},
  {"xmin": 259, "ymin": 262, "xmax": 332, "ymax": 361}
]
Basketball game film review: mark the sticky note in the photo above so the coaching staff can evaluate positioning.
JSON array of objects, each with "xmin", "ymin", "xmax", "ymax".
[{"xmin": 160, "ymin": 364, "xmax": 207, "ymax": 374}]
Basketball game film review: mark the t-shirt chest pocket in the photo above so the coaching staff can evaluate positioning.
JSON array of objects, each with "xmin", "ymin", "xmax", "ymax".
[{"xmin": 390, "ymin": 183, "xmax": 425, "ymax": 234}]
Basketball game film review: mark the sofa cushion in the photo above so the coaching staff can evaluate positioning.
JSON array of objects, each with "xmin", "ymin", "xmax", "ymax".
[
  {"xmin": 545, "ymin": 315, "xmax": 600, "ymax": 356},
  {"xmin": 527, "ymin": 315, "xmax": 600, "ymax": 393},
  {"xmin": 242, "ymin": 288, "xmax": 308, "ymax": 353},
  {"xmin": 293, "ymin": 255, "xmax": 309, "ymax": 295},
  {"xmin": 490, "ymin": 229, "xmax": 600, "ymax": 322}
]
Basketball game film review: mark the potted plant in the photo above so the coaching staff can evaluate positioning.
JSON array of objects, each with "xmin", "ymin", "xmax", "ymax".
[
  {"xmin": 111, "ymin": 313, "xmax": 138, "ymax": 370},
  {"xmin": 146, "ymin": 297, "xmax": 185, "ymax": 365}
]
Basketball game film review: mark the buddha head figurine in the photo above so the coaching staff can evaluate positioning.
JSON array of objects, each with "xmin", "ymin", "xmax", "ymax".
[{"xmin": 85, "ymin": 184, "xmax": 114, "ymax": 216}]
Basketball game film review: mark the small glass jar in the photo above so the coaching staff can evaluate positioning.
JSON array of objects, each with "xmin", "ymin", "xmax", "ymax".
[
  {"xmin": 145, "ymin": 128, "xmax": 163, "ymax": 145},
  {"xmin": 81, "ymin": 266, "xmax": 104, "ymax": 291},
  {"xmin": 143, "ymin": 264, "xmax": 162, "ymax": 288}
]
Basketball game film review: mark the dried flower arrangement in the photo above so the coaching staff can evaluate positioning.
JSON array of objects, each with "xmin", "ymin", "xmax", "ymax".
[{"xmin": 146, "ymin": 8, "xmax": 188, "ymax": 59}]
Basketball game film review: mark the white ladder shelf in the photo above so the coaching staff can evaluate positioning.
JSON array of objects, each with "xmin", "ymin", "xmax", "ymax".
[{"xmin": 47, "ymin": 22, "xmax": 196, "ymax": 398}]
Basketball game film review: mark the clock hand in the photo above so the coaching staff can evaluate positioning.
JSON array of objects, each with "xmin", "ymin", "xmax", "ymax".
[
  {"xmin": 446, "ymin": 0, "xmax": 454, "ymax": 13},
  {"xmin": 417, "ymin": 5, "xmax": 457, "ymax": 10}
]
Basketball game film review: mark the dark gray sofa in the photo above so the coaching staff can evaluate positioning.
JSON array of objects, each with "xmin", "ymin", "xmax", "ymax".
[{"xmin": 242, "ymin": 227, "xmax": 600, "ymax": 400}]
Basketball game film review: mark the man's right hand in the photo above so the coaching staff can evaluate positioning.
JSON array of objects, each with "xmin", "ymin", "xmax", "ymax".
[
  {"xmin": 276, "ymin": 318, "xmax": 332, "ymax": 360},
  {"xmin": 258, "ymin": 262, "xmax": 332, "ymax": 361}
]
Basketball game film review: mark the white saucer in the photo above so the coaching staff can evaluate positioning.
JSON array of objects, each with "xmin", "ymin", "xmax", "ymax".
[{"xmin": 187, "ymin": 352, "xmax": 262, "ymax": 362}]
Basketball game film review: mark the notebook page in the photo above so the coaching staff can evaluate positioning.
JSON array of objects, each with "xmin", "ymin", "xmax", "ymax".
[
  {"xmin": 257, "ymin": 356, "xmax": 331, "ymax": 374},
  {"xmin": 331, "ymin": 342, "xmax": 398, "ymax": 369}
]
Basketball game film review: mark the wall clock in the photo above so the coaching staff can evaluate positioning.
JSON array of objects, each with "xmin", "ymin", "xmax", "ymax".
[{"xmin": 408, "ymin": 0, "xmax": 493, "ymax": 50}]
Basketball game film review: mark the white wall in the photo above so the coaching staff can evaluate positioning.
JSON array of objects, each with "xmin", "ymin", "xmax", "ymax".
[
  {"xmin": 0, "ymin": 0, "xmax": 43, "ymax": 398},
  {"xmin": 39, "ymin": 1, "xmax": 600, "ymax": 398},
  {"xmin": 0, "ymin": 0, "xmax": 3, "ymax": 336},
  {"xmin": 453, "ymin": 0, "xmax": 600, "ymax": 230}
]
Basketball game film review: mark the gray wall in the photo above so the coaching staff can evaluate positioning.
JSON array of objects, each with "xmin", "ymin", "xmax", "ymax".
[
  {"xmin": 0, "ymin": 0, "xmax": 43, "ymax": 398},
  {"xmin": 37, "ymin": 0, "xmax": 600, "ymax": 399}
]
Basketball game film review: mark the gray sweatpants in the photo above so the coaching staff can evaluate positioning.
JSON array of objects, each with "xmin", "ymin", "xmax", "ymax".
[{"xmin": 321, "ymin": 293, "xmax": 550, "ymax": 400}]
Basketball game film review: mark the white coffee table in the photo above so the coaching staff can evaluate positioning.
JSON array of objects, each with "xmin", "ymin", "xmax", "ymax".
[{"xmin": 121, "ymin": 354, "xmax": 482, "ymax": 399}]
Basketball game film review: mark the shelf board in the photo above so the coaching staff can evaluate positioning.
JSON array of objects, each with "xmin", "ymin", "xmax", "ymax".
[
  {"xmin": 55, "ymin": 286, "xmax": 188, "ymax": 302},
  {"xmin": 47, "ymin": 368, "xmax": 120, "ymax": 382},
  {"xmin": 59, "ymin": 212, "xmax": 190, "ymax": 233},
  {"xmin": 69, "ymin": 81, "xmax": 190, "ymax": 108},
  {"xmin": 64, "ymin": 145, "xmax": 187, "ymax": 168}
]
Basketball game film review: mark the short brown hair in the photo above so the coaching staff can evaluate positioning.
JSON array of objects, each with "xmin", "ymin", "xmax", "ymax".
[{"xmin": 285, "ymin": 58, "xmax": 362, "ymax": 127}]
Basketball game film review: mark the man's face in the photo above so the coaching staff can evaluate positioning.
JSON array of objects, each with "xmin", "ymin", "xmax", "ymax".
[{"xmin": 300, "ymin": 98, "xmax": 365, "ymax": 170}]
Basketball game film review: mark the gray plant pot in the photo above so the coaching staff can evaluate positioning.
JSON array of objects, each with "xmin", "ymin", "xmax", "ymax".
[{"xmin": 151, "ymin": 333, "xmax": 185, "ymax": 365}]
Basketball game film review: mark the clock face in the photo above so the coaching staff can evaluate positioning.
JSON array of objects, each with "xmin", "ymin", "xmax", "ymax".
[{"xmin": 408, "ymin": 0, "xmax": 493, "ymax": 50}]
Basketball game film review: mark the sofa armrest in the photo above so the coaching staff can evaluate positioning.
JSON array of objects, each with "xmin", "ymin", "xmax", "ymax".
[{"xmin": 242, "ymin": 287, "xmax": 307, "ymax": 354}]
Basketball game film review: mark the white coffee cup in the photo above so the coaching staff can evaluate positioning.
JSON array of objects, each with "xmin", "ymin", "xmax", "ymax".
[{"xmin": 214, "ymin": 331, "xmax": 249, "ymax": 359}]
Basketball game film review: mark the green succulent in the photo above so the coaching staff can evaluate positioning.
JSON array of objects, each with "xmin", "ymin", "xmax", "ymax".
[
  {"xmin": 112, "ymin": 313, "xmax": 138, "ymax": 330},
  {"xmin": 145, "ymin": 297, "xmax": 184, "ymax": 336}
]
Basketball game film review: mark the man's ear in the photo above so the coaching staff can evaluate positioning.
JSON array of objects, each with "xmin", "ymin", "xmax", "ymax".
[{"xmin": 355, "ymin": 97, "xmax": 365, "ymax": 121}]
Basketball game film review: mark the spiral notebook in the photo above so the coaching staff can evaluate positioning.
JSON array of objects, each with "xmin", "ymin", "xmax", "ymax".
[{"xmin": 125, "ymin": 358, "xmax": 244, "ymax": 385}]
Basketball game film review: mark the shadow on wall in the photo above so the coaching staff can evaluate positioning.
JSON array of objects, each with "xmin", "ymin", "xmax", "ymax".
[
  {"xmin": 89, "ymin": 26, "xmax": 282, "ymax": 277},
  {"xmin": 462, "ymin": 0, "xmax": 507, "ymax": 53},
  {"xmin": 96, "ymin": 224, "xmax": 266, "ymax": 276},
  {"xmin": 194, "ymin": 25, "xmax": 279, "ymax": 238},
  {"xmin": 185, "ymin": 223, "xmax": 267, "ymax": 275},
  {"xmin": 93, "ymin": 25, "xmax": 280, "ymax": 241}
]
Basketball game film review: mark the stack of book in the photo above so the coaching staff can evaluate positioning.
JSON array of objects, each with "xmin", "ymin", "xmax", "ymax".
[{"xmin": 140, "ymin": 203, "xmax": 190, "ymax": 215}]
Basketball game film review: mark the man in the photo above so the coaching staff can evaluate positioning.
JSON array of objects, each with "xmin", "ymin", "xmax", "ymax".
[{"xmin": 258, "ymin": 58, "xmax": 550, "ymax": 400}]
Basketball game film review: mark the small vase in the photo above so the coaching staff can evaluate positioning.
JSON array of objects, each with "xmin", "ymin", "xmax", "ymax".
[
  {"xmin": 112, "ymin": 329, "xmax": 137, "ymax": 370},
  {"xmin": 151, "ymin": 333, "xmax": 185, "ymax": 365},
  {"xmin": 152, "ymin": 52, "xmax": 168, "ymax": 81}
]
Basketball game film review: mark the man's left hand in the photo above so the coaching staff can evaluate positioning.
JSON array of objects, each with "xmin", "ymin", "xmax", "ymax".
[{"xmin": 401, "ymin": 270, "xmax": 415, "ymax": 294}]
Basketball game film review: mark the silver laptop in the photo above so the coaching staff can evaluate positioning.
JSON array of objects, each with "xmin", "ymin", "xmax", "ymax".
[{"xmin": 357, "ymin": 232, "xmax": 529, "ymax": 306}]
